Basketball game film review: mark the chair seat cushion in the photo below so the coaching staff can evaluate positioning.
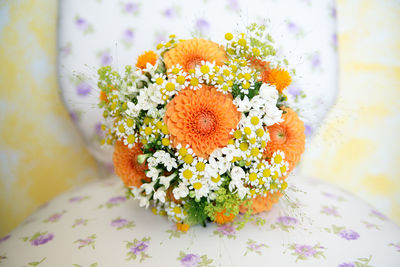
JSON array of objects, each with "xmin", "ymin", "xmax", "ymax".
[{"xmin": 1, "ymin": 176, "xmax": 399, "ymax": 266}]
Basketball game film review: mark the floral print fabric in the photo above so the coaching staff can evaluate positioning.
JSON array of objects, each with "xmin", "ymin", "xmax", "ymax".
[
  {"xmin": 0, "ymin": 175, "xmax": 399, "ymax": 266},
  {"xmin": 58, "ymin": 0, "xmax": 338, "ymax": 167}
]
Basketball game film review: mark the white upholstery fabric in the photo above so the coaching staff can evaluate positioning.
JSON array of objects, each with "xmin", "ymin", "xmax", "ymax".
[
  {"xmin": 1, "ymin": 175, "xmax": 399, "ymax": 266},
  {"xmin": 57, "ymin": 0, "xmax": 338, "ymax": 166}
]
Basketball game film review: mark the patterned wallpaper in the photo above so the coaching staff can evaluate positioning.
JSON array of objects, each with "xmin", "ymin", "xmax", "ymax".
[{"xmin": 0, "ymin": 0, "xmax": 399, "ymax": 236}]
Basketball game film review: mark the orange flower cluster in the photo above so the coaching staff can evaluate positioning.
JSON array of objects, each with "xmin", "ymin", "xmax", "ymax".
[
  {"xmin": 164, "ymin": 85, "xmax": 241, "ymax": 158},
  {"xmin": 214, "ymin": 209, "xmax": 236, "ymax": 224},
  {"xmin": 239, "ymin": 192, "xmax": 282, "ymax": 214},
  {"xmin": 136, "ymin": 50, "xmax": 158, "ymax": 69},
  {"xmin": 264, "ymin": 107, "xmax": 306, "ymax": 172},
  {"xmin": 249, "ymin": 57, "xmax": 269, "ymax": 73},
  {"xmin": 176, "ymin": 222, "xmax": 190, "ymax": 232},
  {"xmin": 164, "ymin": 39, "xmax": 226, "ymax": 71},
  {"xmin": 262, "ymin": 68, "xmax": 292, "ymax": 93},
  {"xmin": 113, "ymin": 141, "xmax": 149, "ymax": 187}
]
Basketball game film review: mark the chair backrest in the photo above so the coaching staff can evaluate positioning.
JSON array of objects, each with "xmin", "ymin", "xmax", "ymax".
[{"xmin": 58, "ymin": 0, "xmax": 338, "ymax": 168}]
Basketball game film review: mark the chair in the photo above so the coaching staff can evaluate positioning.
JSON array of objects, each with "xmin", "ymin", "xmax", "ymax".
[{"xmin": 1, "ymin": 0, "xmax": 399, "ymax": 266}]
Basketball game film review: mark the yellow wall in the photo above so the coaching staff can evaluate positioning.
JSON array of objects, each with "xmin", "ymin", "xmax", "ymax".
[
  {"xmin": 0, "ymin": 0, "xmax": 399, "ymax": 236},
  {"xmin": 301, "ymin": 0, "xmax": 400, "ymax": 224},
  {"xmin": 0, "ymin": 0, "xmax": 99, "ymax": 235}
]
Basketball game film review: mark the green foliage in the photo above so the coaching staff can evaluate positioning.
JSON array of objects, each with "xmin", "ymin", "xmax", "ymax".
[
  {"xmin": 185, "ymin": 198, "xmax": 209, "ymax": 226},
  {"xmin": 232, "ymin": 81, "xmax": 262, "ymax": 101},
  {"xmin": 204, "ymin": 187, "xmax": 241, "ymax": 222}
]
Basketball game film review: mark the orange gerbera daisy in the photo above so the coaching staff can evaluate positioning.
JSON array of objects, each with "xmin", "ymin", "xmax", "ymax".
[
  {"xmin": 264, "ymin": 107, "xmax": 305, "ymax": 172},
  {"xmin": 239, "ymin": 192, "xmax": 282, "ymax": 214},
  {"xmin": 136, "ymin": 50, "xmax": 158, "ymax": 69},
  {"xmin": 262, "ymin": 68, "xmax": 292, "ymax": 93},
  {"xmin": 214, "ymin": 209, "xmax": 236, "ymax": 224},
  {"xmin": 163, "ymin": 39, "xmax": 227, "ymax": 71},
  {"xmin": 164, "ymin": 85, "xmax": 241, "ymax": 158},
  {"xmin": 113, "ymin": 141, "xmax": 149, "ymax": 187}
]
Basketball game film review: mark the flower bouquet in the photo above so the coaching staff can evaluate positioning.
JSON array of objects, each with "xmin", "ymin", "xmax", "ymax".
[{"xmin": 98, "ymin": 23, "xmax": 305, "ymax": 231}]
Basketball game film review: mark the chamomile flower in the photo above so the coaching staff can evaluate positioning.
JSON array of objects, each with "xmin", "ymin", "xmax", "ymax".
[
  {"xmin": 196, "ymin": 61, "xmax": 215, "ymax": 84},
  {"xmin": 189, "ymin": 176, "xmax": 210, "ymax": 200},
  {"xmin": 161, "ymin": 79, "xmax": 180, "ymax": 97},
  {"xmin": 270, "ymin": 150, "xmax": 285, "ymax": 167},
  {"xmin": 187, "ymin": 70, "xmax": 204, "ymax": 90},
  {"xmin": 122, "ymin": 133, "xmax": 138, "ymax": 148},
  {"xmin": 179, "ymin": 164, "xmax": 198, "ymax": 184},
  {"xmin": 208, "ymin": 173, "xmax": 224, "ymax": 190},
  {"xmin": 165, "ymin": 202, "xmax": 187, "ymax": 223},
  {"xmin": 175, "ymin": 144, "xmax": 193, "ymax": 162},
  {"xmin": 192, "ymin": 158, "xmax": 207, "ymax": 174}
]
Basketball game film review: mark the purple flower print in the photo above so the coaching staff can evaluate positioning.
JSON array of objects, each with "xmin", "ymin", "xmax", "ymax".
[
  {"xmin": 76, "ymin": 82, "xmax": 92, "ymax": 96},
  {"xmin": 310, "ymin": 53, "xmax": 321, "ymax": 69},
  {"xmin": 389, "ymin": 242, "xmax": 400, "ymax": 252},
  {"xmin": 338, "ymin": 263, "xmax": 355, "ymax": 267},
  {"xmin": 0, "ymin": 235, "xmax": 10, "ymax": 243},
  {"xmin": 287, "ymin": 86, "xmax": 302, "ymax": 98},
  {"xmin": 72, "ymin": 218, "xmax": 87, "ymax": 228},
  {"xmin": 180, "ymin": 254, "xmax": 201, "ymax": 267},
  {"xmin": 323, "ymin": 192, "xmax": 337, "ymax": 199},
  {"xmin": 94, "ymin": 122, "xmax": 105, "ymax": 137},
  {"xmin": 214, "ymin": 224, "xmax": 237, "ymax": 239},
  {"xmin": 304, "ymin": 124, "xmax": 313, "ymax": 136},
  {"xmin": 164, "ymin": 7, "xmax": 178, "ymax": 18},
  {"xmin": 122, "ymin": 29, "xmax": 135, "ymax": 43},
  {"xmin": 244, "ymin": 239, "xmax": 268, "ymax": 256},
  {"xmin": 331, "ymin": 7, "xmax": 337, "ymax": 18},
  {"xmin": 108, "ymin": 196, "xmax": 126, "ymax": 204},
  {"xmin": 155, "ymin": 33, "xmax": 167, "ymax": 45},
  {"xmin": 46, "ymin": 213, "xmax": 63, "ymax": 222},
  {"xmin": 69, "ymin": 111, "xmax": 78, "ymax": 122},
  {"xmin": 60, "ymin": 43, "xmax": 71, "ymax": 57},
  {"xmin": 100, "ymin": 51, "xmax": 112, "ymax": 66},
  {"xmin": 294, "ymin": 244, "xmax": 317, "ymax": 257},
  {"xmin": 339, "ymin": 229, "xmax": 360, "ymax": 240},
  {"xmin": 111, "ymin": 218, "xmax": 129, "ymax": 228},
  {"xmin": 218, "ymin": 224, "xmax": 236, "ymax": 236},
  {"xmin": 287, "ymin": 22, "xmax": 302, "ymax": 36},
  {"xmin": 69, "ymin": 196, "xmax": 85, "ymax": 203},
  {"xmin": 75, "ymin": 16, "xmax": 93, "ymax": 34},
  {"xmin": 124, "ymin": 2, "xmax": 139, "ymax": 14},
  {"xmin": 277, "ymin": 216, "xmax": 298, "ymax": 226},
  {"xmin": 100, "ymin": 196, "xmax": 126, "ymax": 209},
  {"xmin": 371, "ymin": 209, "xmax": 387, "ymax": 220},
  {"xmin": 74, "ymin": 234, "xmax": 96, "ymax": 249},
  {"xmin": 31, "ymin": 233, "xmax": 54, "ymax": 246},
  {"xmin": 130, "ymin": 241, "xmax": 149, "ymax": 255},
  {"xmin": 332, "ymin": 33, "xmax": 338, "ymax": 49},
  {"xmin": 227, "ymin": 0, "xmax": 240, "ymax": 12},
  {"xmin": 126, "ymin": 237, "xmax": 151, "ymax": 262},
  {"xmin": 195, "ymin": 19, "xmax": 210, "ymax": 35},
  {"xmin": 321, "ymin": 206, "xmax": 340, "ymax": 217},
  {"xmin": 75, "ymin": 17, "xmax": 89, "ymax": 31}
]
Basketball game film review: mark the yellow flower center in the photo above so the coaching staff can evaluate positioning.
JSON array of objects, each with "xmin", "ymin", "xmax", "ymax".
[
  {"xmin": 249, "ymin": 172, "xmax": 257, "ymax": 182},
  {"xmin": 193, "ymin": 182, "xmax": 202, "ymax": 190},
  {"xmin": 183, "ymin": 169, "xmax": 193, "ymax": 179},
  {"xmin": 196, "ymin": 162, "xmax": 206, "ymax": 172}
]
